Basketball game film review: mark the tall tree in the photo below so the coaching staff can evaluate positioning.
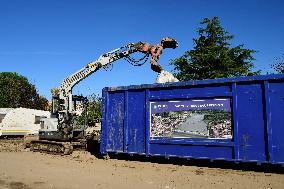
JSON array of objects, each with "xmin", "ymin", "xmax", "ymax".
[
  {"xmin": 86, "ymin": 94, "xmax": 102, "ymax": 126},
  {"xmin": 0, "ymin": 72, "xmax": 49, "ymax": 110},
  {"xmin": 171, "ymin": 17, "xmax": 260, "ymax": 81},
  {"xmin": 271, "ymin": 54, "xmax": 284, "ymax": 74}
]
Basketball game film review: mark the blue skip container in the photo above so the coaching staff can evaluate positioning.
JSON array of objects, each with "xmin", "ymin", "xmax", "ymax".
[{"xmin": 100, "ymin": 74, "xmax": 284, "ymax": 166}]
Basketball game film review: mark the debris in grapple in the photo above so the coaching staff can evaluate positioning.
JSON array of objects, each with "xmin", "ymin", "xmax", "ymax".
[{"xmin": 156, "ymin": 70, "xmax": 179, "ymax": 83}]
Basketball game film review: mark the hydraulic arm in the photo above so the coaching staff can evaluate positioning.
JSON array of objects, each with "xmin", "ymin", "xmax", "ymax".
[{"xmin": 53, "ymin": 37, "xmax": 178, "ymax": 139}]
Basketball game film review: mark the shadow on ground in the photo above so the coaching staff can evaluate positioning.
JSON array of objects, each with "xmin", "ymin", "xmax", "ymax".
[{"xmin": 86, "ymin": 140, "xmax": 284, "ymax": 174}]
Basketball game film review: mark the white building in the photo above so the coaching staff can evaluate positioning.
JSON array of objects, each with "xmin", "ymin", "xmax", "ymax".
[{"xmin": 0, "ymin": 108, "xmax": 50, "ymax": 136}]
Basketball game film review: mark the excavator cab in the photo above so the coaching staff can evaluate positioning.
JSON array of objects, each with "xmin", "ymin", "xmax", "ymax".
[{"xmin": 40, "ymin": 94, "xmax": 88, "ymax": 140}]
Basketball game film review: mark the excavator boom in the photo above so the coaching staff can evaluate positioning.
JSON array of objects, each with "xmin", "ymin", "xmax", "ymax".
[{"xmin": 30, "ymin": 37, "xmax": 178, "ymax": 155}]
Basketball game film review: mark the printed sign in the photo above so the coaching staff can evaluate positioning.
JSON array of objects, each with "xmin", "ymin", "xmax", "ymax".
[{"xmin": 150, "ymin": 99, "xmax": 232, "ymax": 139}]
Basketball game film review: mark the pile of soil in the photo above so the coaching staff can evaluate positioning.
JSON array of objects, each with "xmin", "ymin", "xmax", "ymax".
[{"xmin": 0, "ymin": 137, "xmax": 25, "ymax": 152}]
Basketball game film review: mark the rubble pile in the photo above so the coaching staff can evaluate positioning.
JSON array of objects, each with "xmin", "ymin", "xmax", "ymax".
[{"xmin": 0, "ymin": 138, "xmax": 25, "ymax": 152}]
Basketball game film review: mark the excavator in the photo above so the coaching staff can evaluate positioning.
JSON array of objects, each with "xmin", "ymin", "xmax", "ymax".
[{"xmin": 29, "ymin": 37, "xmax": 178, "ymax": 155}]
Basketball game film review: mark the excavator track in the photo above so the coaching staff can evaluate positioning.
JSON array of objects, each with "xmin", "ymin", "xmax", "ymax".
[{"xmin": 30, "ymin": 140, "xmax": 73, "ymax": 155}]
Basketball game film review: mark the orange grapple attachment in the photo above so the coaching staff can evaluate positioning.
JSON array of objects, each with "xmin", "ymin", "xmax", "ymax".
[{"xmin": 160, "ymin": 37, "xmax": 178, "ymax": 49}]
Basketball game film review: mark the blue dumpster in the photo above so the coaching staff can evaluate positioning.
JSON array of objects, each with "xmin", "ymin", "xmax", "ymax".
[{"xmin": 100, "ymin": 74, "xmax": 284, "ymax": 165}]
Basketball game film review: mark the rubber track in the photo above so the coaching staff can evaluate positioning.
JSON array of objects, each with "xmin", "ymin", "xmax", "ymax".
[{"xmin": 30, "ymin": 140, "xmax": 73, "ymax": 155}]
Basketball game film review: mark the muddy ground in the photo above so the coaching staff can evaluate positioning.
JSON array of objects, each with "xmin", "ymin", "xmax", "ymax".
[{"xmin": 0, "ymin": 138, "xmax": 283, "ymax": 189}]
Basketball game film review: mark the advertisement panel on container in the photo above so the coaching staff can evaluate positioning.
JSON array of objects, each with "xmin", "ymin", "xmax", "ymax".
[{"xmin": 150, "ymin": 99, "xmax": 232, "ymax": 139}]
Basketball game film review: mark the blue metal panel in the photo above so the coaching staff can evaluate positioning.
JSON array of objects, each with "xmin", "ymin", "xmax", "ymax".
[
  {"xmin": 125, "ymin": 90, "xmax": 146, "ymax": 153},
  {"xmin": 145, "ymin": 89, "xmax": 150, "ymax": 156},
  {"xmin": 235, "ymin": 84, "xmax": 266, "ymax": 161},
  {"xmin": 150, "ymin": 138, "xmax": 234, "ymax": 146},
  {"xmin": 105, "ymin": 92, "xmax": 125, "ymax": 152},
  {"xmin": 108, "ymin": 74, "xmax": 284, "ymax": 92},
  {"xmin": 266, "ymin": 81, "xmax": 284, "ymax": 163},
  {"xmin": 149, "ymin": 144, "xmax": 233, "ymax": 160},
  {"xmin": 100, "ymin": 88, "xmax": 108, "ymax": 155},
  {"xmin": 232, "ymin": 83, "xmax": 240, "ymax": 160},
  {"xmin": 149, "ymin": 85, "xmax": 231, "ymax": 100}
]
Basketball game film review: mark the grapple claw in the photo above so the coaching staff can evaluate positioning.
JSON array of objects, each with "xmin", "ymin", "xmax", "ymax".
[{"xmin": 160, "ymin": 37, "xmax": 178, "ymax": 49}]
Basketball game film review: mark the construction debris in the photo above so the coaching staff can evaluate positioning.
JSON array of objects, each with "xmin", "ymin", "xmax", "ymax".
[{"xmin": 156, "ymin": 70, "xmax": 179, "ymax": 83}]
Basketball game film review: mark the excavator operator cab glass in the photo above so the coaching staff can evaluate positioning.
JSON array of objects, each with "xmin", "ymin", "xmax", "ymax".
[
  {"xmin": 72, "ymin": 95, "xmax": 88, "ymax": 115},
  {"xmin": 51, "ymin": 96, "xmax": 60, "ymax": 115}
]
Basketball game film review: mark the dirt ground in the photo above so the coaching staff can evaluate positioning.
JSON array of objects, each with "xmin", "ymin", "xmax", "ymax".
[{"xmin": 0, "ymin": 138, "xmax": 284, "ymax": 189}]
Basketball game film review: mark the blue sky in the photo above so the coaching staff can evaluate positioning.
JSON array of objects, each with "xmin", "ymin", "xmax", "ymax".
[{"xmin": 1, "ymin": 0, "xmax": 283, "ymax": 99}]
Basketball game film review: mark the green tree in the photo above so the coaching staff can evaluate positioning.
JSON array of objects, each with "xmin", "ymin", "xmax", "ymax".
[
  {"xmin": 271, "ymin": 54, "xmax": 284, "ymax": 74},
  {"xmin": 0, "ymin": 72, "xmax": 49, "ymax": 110},
  {"xmin": 86, "ymin": 94, "xmax": 101, "ymax": 126},
  {"xmin": 76, "ymin": 93, "xmax": 101, "ymax": 126},
  {"xmin": 51, "ymin": 88, "xmax": 60, "ymax": 96},
  {"xmin": 171, "ymin": 17, "xmax": 260, "ymax": 81},
  {"xmin": 37, "ymin": 95, "xmax": 50, "ymax": 111}
]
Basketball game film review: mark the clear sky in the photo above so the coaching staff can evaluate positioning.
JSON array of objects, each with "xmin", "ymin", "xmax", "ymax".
[{"xmin": 1, "ymin": 0, "xmax": 283, "ymax": 99}]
